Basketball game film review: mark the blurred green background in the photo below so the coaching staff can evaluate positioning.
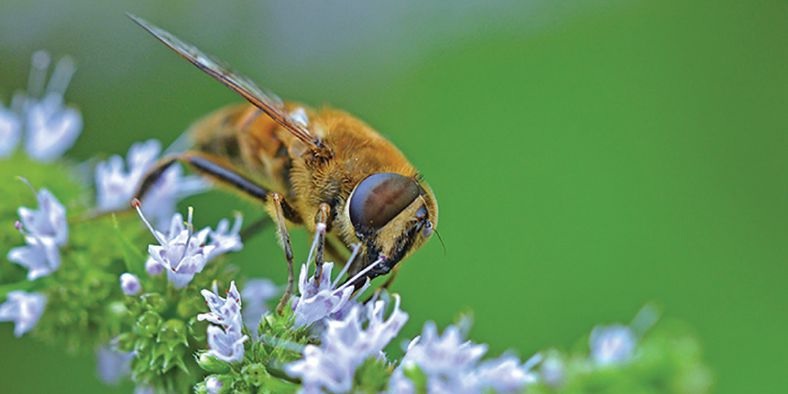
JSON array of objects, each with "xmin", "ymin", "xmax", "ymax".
[{"xmin": 1, "ymin": 1, "xmax": 786, "ymax": 393}]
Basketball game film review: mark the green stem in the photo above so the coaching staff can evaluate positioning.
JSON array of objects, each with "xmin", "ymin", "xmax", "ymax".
[{"xmin": 0, "ymin": 280, "xmax": 36, "ymax": 298}]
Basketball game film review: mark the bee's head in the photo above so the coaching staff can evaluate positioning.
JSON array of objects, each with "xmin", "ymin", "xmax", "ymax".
[{"xmin": 346, "ymin": 172, "xmax": 438, "ymax": 281}]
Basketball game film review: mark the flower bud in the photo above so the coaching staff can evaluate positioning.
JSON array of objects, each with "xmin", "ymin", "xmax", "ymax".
[
  {"xmin": 241, "ymin": 363, "xmax": 269, "ymax": 387},
  {"xmin": 120, "ymin": 273, "xmax": 142, "ymax": 296},
  {"xmin": 135, "ymin": 311, "xmax": 162, "ymax": 337},
  {"xmin": 197, "ymin": 352, "xmax": 231, "ymax": 374}
]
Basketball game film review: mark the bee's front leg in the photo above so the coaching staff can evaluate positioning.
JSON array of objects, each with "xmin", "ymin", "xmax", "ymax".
[
  {"xmin": 271, "ymin": 192, "xmax": 298, "ymax": 315},
  {"xmin": 307, "ymin": 203, "xmax": 331, "ymax": 283}
]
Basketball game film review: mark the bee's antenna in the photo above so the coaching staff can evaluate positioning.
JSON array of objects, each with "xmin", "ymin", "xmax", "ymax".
[{"xmin": 434, "ymin": 228, "xmax": 447, "ymax": 256}]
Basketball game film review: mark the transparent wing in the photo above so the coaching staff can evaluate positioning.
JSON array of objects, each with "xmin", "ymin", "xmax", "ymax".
[{"xmin": 128, "ymin": 14, "xmax": 319, "ymax": 148}]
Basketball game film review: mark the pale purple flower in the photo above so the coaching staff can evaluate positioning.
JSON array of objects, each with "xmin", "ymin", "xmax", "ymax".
[
  {"xmin": 119, "ymin": 273, "xmax": 142, "ymax": 296},
  {"xmin": 466, "ymin": 353, "xmax": 541, "ymax": 393},
  {"xmin": 198, "ymin": 281, "xmax": 243, "ymax": 333},
  {"xmin": 0, "ymin": 105, "xmax": 21, "ymax": 157},
  {"xmin": 145, "ymin": 258, "xmax": 163, "ymax": 276},
  {"xmin": 95, "ymin": 140, "xmax": 161, "ymax": 212},
  {"xmin": 7, "ymin": 236, "xmax": 60, "ymax": 280},
  {"xmin": 135, "ymin": 204, "xmax": 214, "ymax": 289},
  {"xmin": 0, "ymin": 291, "xmax": 47, "ymax": 337},
  {"xmin": 287, "ymin": 295, "xmax": 408, "ymax": 393},
  {"xmin": 7, "ymin": 187, "xmax": 67, "ymax": 280},
  {"xmin": 134, "ymin": 385, "xmax": 154, "ymax": 394},
  {"xmin": 96, "ymin": 345, "xmax": 134, "ymax": 385},
  {"xmin": 207, "ymin": 213, "xmax": 244, "ymax": 258},
  {"xmin": 94, "ymin": 139, "xmax": 207, "ymax": 228},
  {"xmin": 16, "ymin": 52, "xmax": 82, "ymax": 162},
  {"xmin": 141, "ymin": 164, "xmax": 208, "ymax": 230},
  {"xmin": 390, "ymin": 323, "xmax": 540, "ymax": 393},
  {"xmin": 241, "ymin": 278, "xmax": 278, "ymax": 337},
  {"xmin": 292, "ymin": 243, "xmax": 383, "ymax": 329},
  {"xmin": 389, "ymin": 322, "xmax": 488, "ymax": 394},
  {"xmin": 205, "ymin": 376, "xmax": 223, "ymax": 394},
  {"xmin": 205, "ymin": 324, "xmax": 248, "ymax": 363},
  {"xmin": 199, "ymin": 281, "xmax": 248, "ymax": 363},
  {"xmin": 589, "ymin": 325, "xmax": 636, "ymax": 366},
  {"xmin": 16, "ymin": 187, "xmax": 68, "ymax": 245}
]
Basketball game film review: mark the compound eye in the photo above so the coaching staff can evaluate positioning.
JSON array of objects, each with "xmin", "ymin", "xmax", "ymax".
[{"xmin": 349, "ymin": 173, "xmax": 420, "ymax": 234}]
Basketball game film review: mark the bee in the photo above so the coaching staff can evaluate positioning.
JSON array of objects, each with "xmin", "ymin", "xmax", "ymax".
[{"xmin": 128, "ymin": 15, "xmax": 438, "ymax": 311}]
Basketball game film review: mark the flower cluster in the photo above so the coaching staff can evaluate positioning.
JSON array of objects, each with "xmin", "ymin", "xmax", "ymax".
[
  {"xmin": 288, "ymin": 295, "xmax": 409, "ymax": 393},
  {"xmin": 389, "ymin": 322, "xmax": 539, "ymax": 394},
  {"xmin": 95, "ymin": 139, "xmax": 207, "ymax": 229},
  {"xmin": 198, "ymin": 281, "xmax": 248, "ymax": 363},
  {"xmin": 8, "ymin": 187, "xmax": 68, "ymax": 280},
  {"xmin": 0, "ymin": 51, "xmax": 81, "ymax": 162}
]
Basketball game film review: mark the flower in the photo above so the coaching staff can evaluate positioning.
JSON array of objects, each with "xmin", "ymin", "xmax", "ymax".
[
  {"xmin": 7, "ymin": 236, "xmax": 60, "ymax": 281},
  {"xmin": 207, "ymin": 213, "xmax": 244, "ymax": 258},
  {"xmin": 389, "ymin": 322, "xmax": 539, "ymax": 394},
  {"xmin": 206, "ymin": 324, "xmax": 248, "ymax": 363},
  {"xmin": 135, "ymin": 202, "xmax": 220, "ymax": 289},
  {"xmin": 119, "ymin": 273, "xmax": 142, "ymax": 296},
  {"xmin": 135, "ymin": 202, "xmax": 244, "ymax": 288},
  {"xmin": 198, "ymin": 281, "xmax": 248, "ymax": 363},
  {"xmin": 467, "ymin": 353, "xmax": 541, "ymax": 393},
  {"xmin": 291, "ymin": 244, "xmax": 383, "ymax": 329},
  {"xmin": 94, "ymin": 139, "xmax": 161, "ymax": 212},
  {"xmin": 286, "ymin": 295, "xmax": 408, "ymax": 393},
  {"xmin": 0, "ymin": 291, "xmax": 47, "ymax": 337},
  {"xmin": 16, "ymin": 51, "xmax": 82, "ymax": 162},
  {"xmin": 96, "ymin": 345, "xmax": 134, "ymax": 385},
  {"xmin": 205, "ymin": 376, "xmax": 223, "ymax": 394},
  {"xmin": 94, "ymin": 139, "xmax": 207, "ymax": 228},
  {"xmin": 589, "ymin": 324, "xmax": 636, "ymax": 366},
  {"xmin": 16, "ymin": 187, "xmax": 68, "ymax": 245},
  {"xmin": 141, "ymin": 164, "xmax": 208, "ymax": 230},
  {"xmin": 7, "ymin": 187, "xmax": 68, "ymax": 280},
  {"xmin": 0, "ymin": 104, "xmax": 21, "ymax": 157},
  {"xmin": 241, "ymin": 278, "xmax": 278, "ymax": 337},
  {"xmin": 198, "ymin": 281, "xmax": 243, "ymax": 332}
]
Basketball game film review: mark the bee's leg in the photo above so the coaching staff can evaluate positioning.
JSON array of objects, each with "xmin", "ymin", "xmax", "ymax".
[
  {"xmin": 136, "ymin": 152, "xmax": 268, "ymax": 204},
  {"xmin": 271, "ymin": 192, "xmax": 297, "ymax": 315},
  {"xmin": 308, "ymin": 203, "xmax": 331, "ymax": 283}
]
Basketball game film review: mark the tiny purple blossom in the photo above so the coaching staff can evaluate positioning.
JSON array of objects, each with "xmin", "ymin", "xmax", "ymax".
[
  {"xmin": 292, "ymin": 243, "xmax": 383, "ymax": 329},
  {"xmin": 0, "ymin": 291, "xmax": 47, "ymax": 337},
  {"xmin": 96, "ymin": 345, "xmax": 134, "ymax": 385},
  {"xmin": 206, "ymin": 325, "xmax": 248, "ymax": 363},
  {"xmin": 119, "ymin": 273, "xmax": 142, "ymax": 296},
  {"xmin": 141, "ymin": 164, "xmax": 208, "ymax": 230},
  {"xmin": 18, "ymin": 53, "xmax": 82, "ymax": 163},
  {"xmin": 145, "ymin": 258, "xmax": 163, "ymax": 276},
  {"xmin": 389, "ymin": 323, "xmax": 538, "ymax": 393},
  {"xmin": 95, "ymin": 139, "xmax": 161, "ymax": 212},
  {"xmin": 0, "ymin": 104, "xmax": 21, "ymax": 157},
  {"xmin": 589, "ymin": 324, "xmax": 636, "ymax": 366},
  {"xmin": 197, "ymin": 281, "xmax": 243, "ymax": 333},
  {"xmin": 16, "ymin": 187, "xmax": 68, "ymax": 245},
  {"xmin": 207, "ymin": 213, "xmax": 244, "ymax": 258},
  {"xmin": 205, "ymin": 376, "xmax": 223, "ymax": 394},
  {"xmin": 7, "ymin": 235, "xmax": 60, "ymax": 281},
  {"xmin": 199, "ymin": 281, "xmax": 247, "ymax": 363},
  {"xmin": 8, "ymin": 187, "xmax": 67, "ymax": 280},
  {"xmin": 134, "ymin": 202, "xmax": 215, "ymax": 289},
  {"xmin": 287, "ymin": 295, "xmax": 408, "ymax": 393},
  {"xmin": 467, "ymin": 353, "xmax": 542, "ymax": 393}
]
